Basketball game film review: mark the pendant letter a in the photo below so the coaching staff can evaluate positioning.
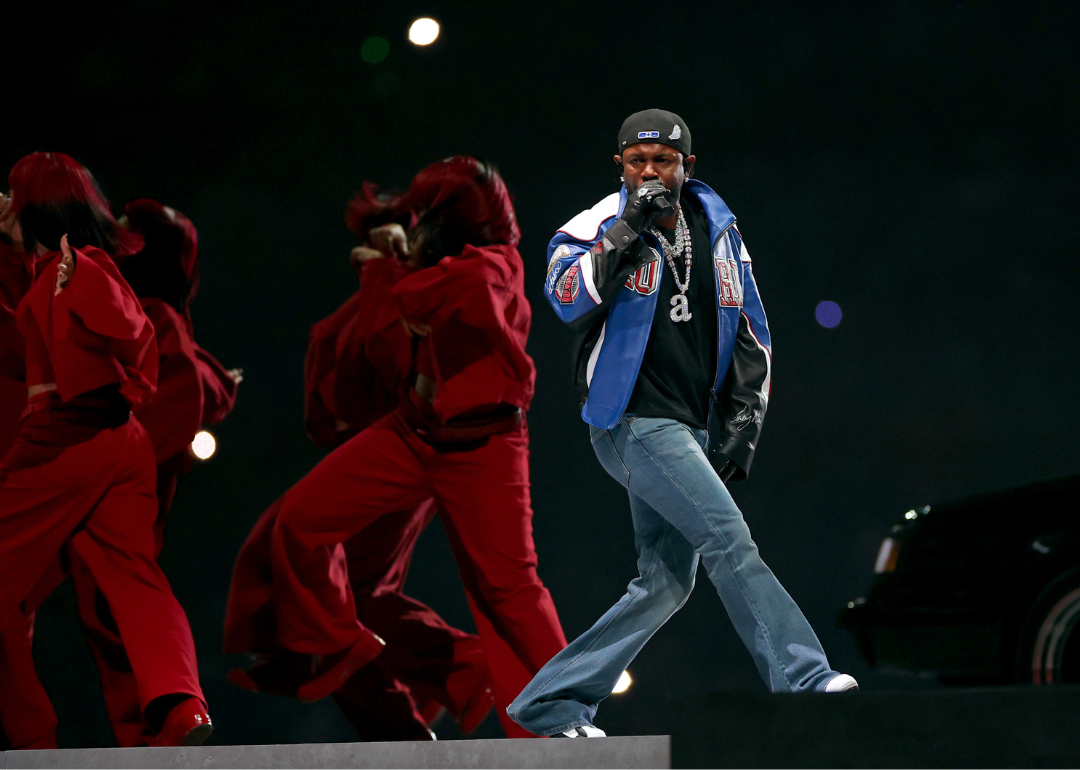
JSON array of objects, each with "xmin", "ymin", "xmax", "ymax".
[{"xmin": 670, "ymin": 294, "xmax": 692, "ymax": 322}]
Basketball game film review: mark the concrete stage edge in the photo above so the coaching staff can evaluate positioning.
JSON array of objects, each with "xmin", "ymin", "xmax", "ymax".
[{"xmin": 1, "ymin": 736, "xmax": 670, "ymax": 769}]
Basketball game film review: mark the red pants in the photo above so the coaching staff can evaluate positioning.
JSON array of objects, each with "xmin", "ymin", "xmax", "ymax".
[
  {"xmin": 66, "ymin": 463, "xmax": 180, "ymax": 746},
  {"xmin": 0, "ymin": 466, "xmax": 179, "ymax": 749},
  {"xmin": 0, "ymin": 607, "xmax": 55, "ymax": 749},
  {"xmin": 271, "ymin": 411, "xmax": 567, "ymax": 737},
  {"xmin": 226, "ymin": 495, "xmax": 489, "ymax": 738},
  {"xmin": 0, "ymin": 401, "xmax": 203, "ymax": 747}
]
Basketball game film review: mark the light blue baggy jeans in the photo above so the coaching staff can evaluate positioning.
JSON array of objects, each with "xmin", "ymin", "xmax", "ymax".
[{"xmin": 507, "ymin": 416, "xmax": 839, "ymax": 736}]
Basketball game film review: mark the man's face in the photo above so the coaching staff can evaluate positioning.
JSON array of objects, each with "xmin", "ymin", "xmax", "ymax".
[{"xmin": 615, "ymin": 143, "xmax": 696, "ymax": 202}]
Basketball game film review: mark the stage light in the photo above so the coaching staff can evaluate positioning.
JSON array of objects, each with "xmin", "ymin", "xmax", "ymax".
[
  {"xmin": 815, "ymin": 300, "xmax": 842, "ymax": 329},
  {"xmin": 361, "ymin": 36, "xmax": 390, "ymax": 64},
  {"xmin": 612, "ymin": 670, "xmax": 632, "ymax": 694},
  {"xmin": 408, "ymin": 17, "xmax": 440, "ymax": 46},
  {"xmin": 191, "ymin": 430, "xmax": 217, "ymax": 461}
]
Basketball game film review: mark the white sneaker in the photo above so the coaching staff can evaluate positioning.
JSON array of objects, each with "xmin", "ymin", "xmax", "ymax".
[
  {"xmin": 554, "ymin": 725, "xmax": 607, "ymax": 737},
  {"xmin": 823, "ymin": 673, "xmax": 859, "ymax": 692}
]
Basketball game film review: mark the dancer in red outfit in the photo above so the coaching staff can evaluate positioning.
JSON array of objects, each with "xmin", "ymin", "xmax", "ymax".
[
  {"xmin": 225, "ymin": 184, "xmax": 494, "ymax": 740},
  {"xmin": 266, "ymin": 157, "xmax": 567, "ymax": 738},
  {"xmin": 119, "ymin": 200, "xmax": 240, "ymax": 545},
  {"xmin": 65, "ymin": 199, "xmax": 240, "ymax": 746},
  {"xmin": 0, "ymin": 234, "xmax": 54, "ymax": 751},
  {"xmin": 0, "ymin": 153, "xmax": 211, "ymax": 748}
]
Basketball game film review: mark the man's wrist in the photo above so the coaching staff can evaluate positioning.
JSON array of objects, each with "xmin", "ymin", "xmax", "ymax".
[{"xmin": 604, "ymin": 219, "xmax": 639, "ymax": 251}]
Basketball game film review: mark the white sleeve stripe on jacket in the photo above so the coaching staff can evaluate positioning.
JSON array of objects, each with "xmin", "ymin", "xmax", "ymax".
[
  {"xmin": 741, "ymin": 310, "xmax": 772, "ymax": 401},
  {"xmin": 579, "ymin": 251, "xmax": 603, "ymax": 304},
  {"xmin": 586, "ymin": 321, "xmax": 607, "ymax": 387}
]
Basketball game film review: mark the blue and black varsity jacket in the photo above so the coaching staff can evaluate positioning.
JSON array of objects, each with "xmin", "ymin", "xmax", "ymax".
[{"xmin": 543, "ymin": 179, "xmax": 772, "ymax": 480}]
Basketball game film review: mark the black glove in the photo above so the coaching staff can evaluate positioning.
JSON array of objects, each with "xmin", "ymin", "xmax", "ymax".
[
  {"xmin": 604, "ymin": 180, "xmax": 673, "ymax": 251},
  {"xmin": 620, "ymin": 179, "xmax": 674, "ymax": 232}
]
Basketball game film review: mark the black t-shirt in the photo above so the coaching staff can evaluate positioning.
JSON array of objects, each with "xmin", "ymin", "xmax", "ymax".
[{"xmin": 625, "ymin": 191, "xmax": 718, "ymax": 429}]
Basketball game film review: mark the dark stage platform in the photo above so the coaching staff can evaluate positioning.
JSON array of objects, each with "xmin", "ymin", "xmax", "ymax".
[
  {"xmin": 670, "ymin": 685, "xmax": 1080, "ymax": 768},
  {"xmin": 4, "ymin": 687, "xmax": 1079, "ymax": 768}
]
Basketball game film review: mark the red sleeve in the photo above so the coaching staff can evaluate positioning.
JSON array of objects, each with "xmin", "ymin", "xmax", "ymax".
[
  {"xmin": 353, "ymin": 257, "xmax": 413, "ymax": 379},
  {"xmin": 193, "ymin": 345, "xmax": 238, "ymax": 426},
  {"xmin": 356, "ymin": 257, "xmax": 414, "ymax": 336},
  {"xmin": 304, "ymin": 290, "xmax": 366, "ymax": 447},
  {"xmin": 391, "ymin": 245, "xmax": 534, "ymax": 393},
  {"xmin": 52, "ymin": 249, "xmax": 148, "ymax": 342},
  {"xmin": 390, "ymin": 245, "xmax": 515, "ymax": 332},
  {"xmin": 133, "ymin": 301, "xmax": 201, "ymax": 462},
  {"xmin": 332, "ymin": 309, "xmax": 404, "ymax": 434},
  {"xmin": 303, "ymin": 258, "xmax": 414, "ymax": 447}
]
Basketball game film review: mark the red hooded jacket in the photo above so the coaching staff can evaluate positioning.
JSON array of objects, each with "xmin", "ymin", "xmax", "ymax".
[
  {"xmin": 305, "ymin": 257, "xmax": 413, "ymax": 447},
  {"xmin": 15, "ymin": 246, "xmax": 157, "ymax": 408},
  {"xmin": 392, "ymin": 243, "xmax": 535, "ymax": 422}
]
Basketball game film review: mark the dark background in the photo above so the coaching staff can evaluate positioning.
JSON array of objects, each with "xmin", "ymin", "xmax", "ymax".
[{"xmin": 6, "ymin": 0, "xmax": 1079, "ymax": 747}]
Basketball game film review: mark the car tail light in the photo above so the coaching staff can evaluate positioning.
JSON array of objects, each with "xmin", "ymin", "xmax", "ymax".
[{"xmin": 874, "ymin": 537, "xmax": 900, "ymax": 573}]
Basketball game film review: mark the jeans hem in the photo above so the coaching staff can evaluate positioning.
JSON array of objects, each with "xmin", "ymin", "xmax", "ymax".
[{"xmin": 538, "ymin": 719, "xmax": 591, "ymax": 737}]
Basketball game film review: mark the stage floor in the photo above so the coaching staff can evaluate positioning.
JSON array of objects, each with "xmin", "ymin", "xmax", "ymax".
[
  {"xmin": 6, "ymin": 686, "xmax": 1080, "ymax": 768},
  {"xmin": 1, "ymin": 735, "xmax": 669, "ymax": 769}
]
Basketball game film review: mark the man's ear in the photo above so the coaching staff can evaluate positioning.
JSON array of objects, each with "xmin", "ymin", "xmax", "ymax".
[{"xmin": 683, "ymin": 155, "xmax": 696, "ymax": 178}]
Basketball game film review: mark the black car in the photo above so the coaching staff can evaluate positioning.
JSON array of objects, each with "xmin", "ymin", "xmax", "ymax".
[{"xmin": 842, "ymin": 474, "xmax": 1080, "ymax": 685}]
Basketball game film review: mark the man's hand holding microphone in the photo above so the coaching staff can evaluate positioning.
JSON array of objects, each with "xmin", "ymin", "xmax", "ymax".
[{"xmin": 603, "ymin": 180, "xmax": 673, "ymax": 255}]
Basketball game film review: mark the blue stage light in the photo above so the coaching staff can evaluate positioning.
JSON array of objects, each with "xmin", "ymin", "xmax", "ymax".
[{"xmin": 815, "ymin": 300, "xmax": 842, "ymax": 328}]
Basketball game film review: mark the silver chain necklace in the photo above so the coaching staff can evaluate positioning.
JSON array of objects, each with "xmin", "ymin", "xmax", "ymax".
[{"xmin": 650, "ymin": 208, "xmax": 693, "ymax": 322}]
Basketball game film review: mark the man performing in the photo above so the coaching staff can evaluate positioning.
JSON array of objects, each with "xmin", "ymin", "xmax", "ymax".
[
  {"xmin": 230, "ymin": 157, "xmax": 566, "ymax": 738},
  {"xmin": 508, "ymin": 110, "xmax": 857, "ymax": 738}
]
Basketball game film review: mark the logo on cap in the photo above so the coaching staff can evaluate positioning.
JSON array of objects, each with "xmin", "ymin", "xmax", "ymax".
[
  {"xmin": 637, "ymin": 131, "xmax": 660, "ymax": 139},
  {"xmin": 669, "ymin": 124, "xmax": 682, "ymax": 140}
]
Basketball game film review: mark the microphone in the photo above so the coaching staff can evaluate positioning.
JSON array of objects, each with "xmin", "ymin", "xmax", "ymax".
[{"xmin": 651, "ymin": 191, "xmax": 675, "ymax": 218}]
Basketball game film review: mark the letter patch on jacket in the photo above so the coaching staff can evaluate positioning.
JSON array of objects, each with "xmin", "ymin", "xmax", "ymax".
[
  {"xmin": 556, "ymin": 264, "xmax": 581, "ymax": 304},
  {"xmin": 625, "ymin": 257, "xmax": 661, "ymax": 295},
  {"xmin": 714, "ymin": 257, "xmax": 744, "ymax": 307}
]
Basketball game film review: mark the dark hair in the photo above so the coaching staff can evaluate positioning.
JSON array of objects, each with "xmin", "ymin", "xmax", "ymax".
[
  {"xmin": 8, "ymin": 152, "xmax": 142, "ymax": 257},
  {"xmin": 344, "ymin": 181, "xmax": 415, "ymax": 242},
  {"xmin": 406, "ymin": 156, "xmax": 519, "ymax": 265},
  {"xmin": 119, "ymin": 199, "xmax": 199, "ymax": 313}
]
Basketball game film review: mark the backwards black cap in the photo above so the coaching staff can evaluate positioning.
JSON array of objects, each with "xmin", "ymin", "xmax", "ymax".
[{"xmin": 618, "ymin": 109, "xmax": 691, "ymax": 157}]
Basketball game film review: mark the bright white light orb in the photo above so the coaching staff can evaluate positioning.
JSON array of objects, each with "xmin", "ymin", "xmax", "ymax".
[
  {"xmin": 612, "ymin": 670, "xmax": 632, "ymax": 694},
  {"xmin": 408, "ymin": 18, "xmax": 440, "ymax": 46},
  {"xmin": 191, "ymin": 430, "xmax": 217, "ymax": 460}
]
